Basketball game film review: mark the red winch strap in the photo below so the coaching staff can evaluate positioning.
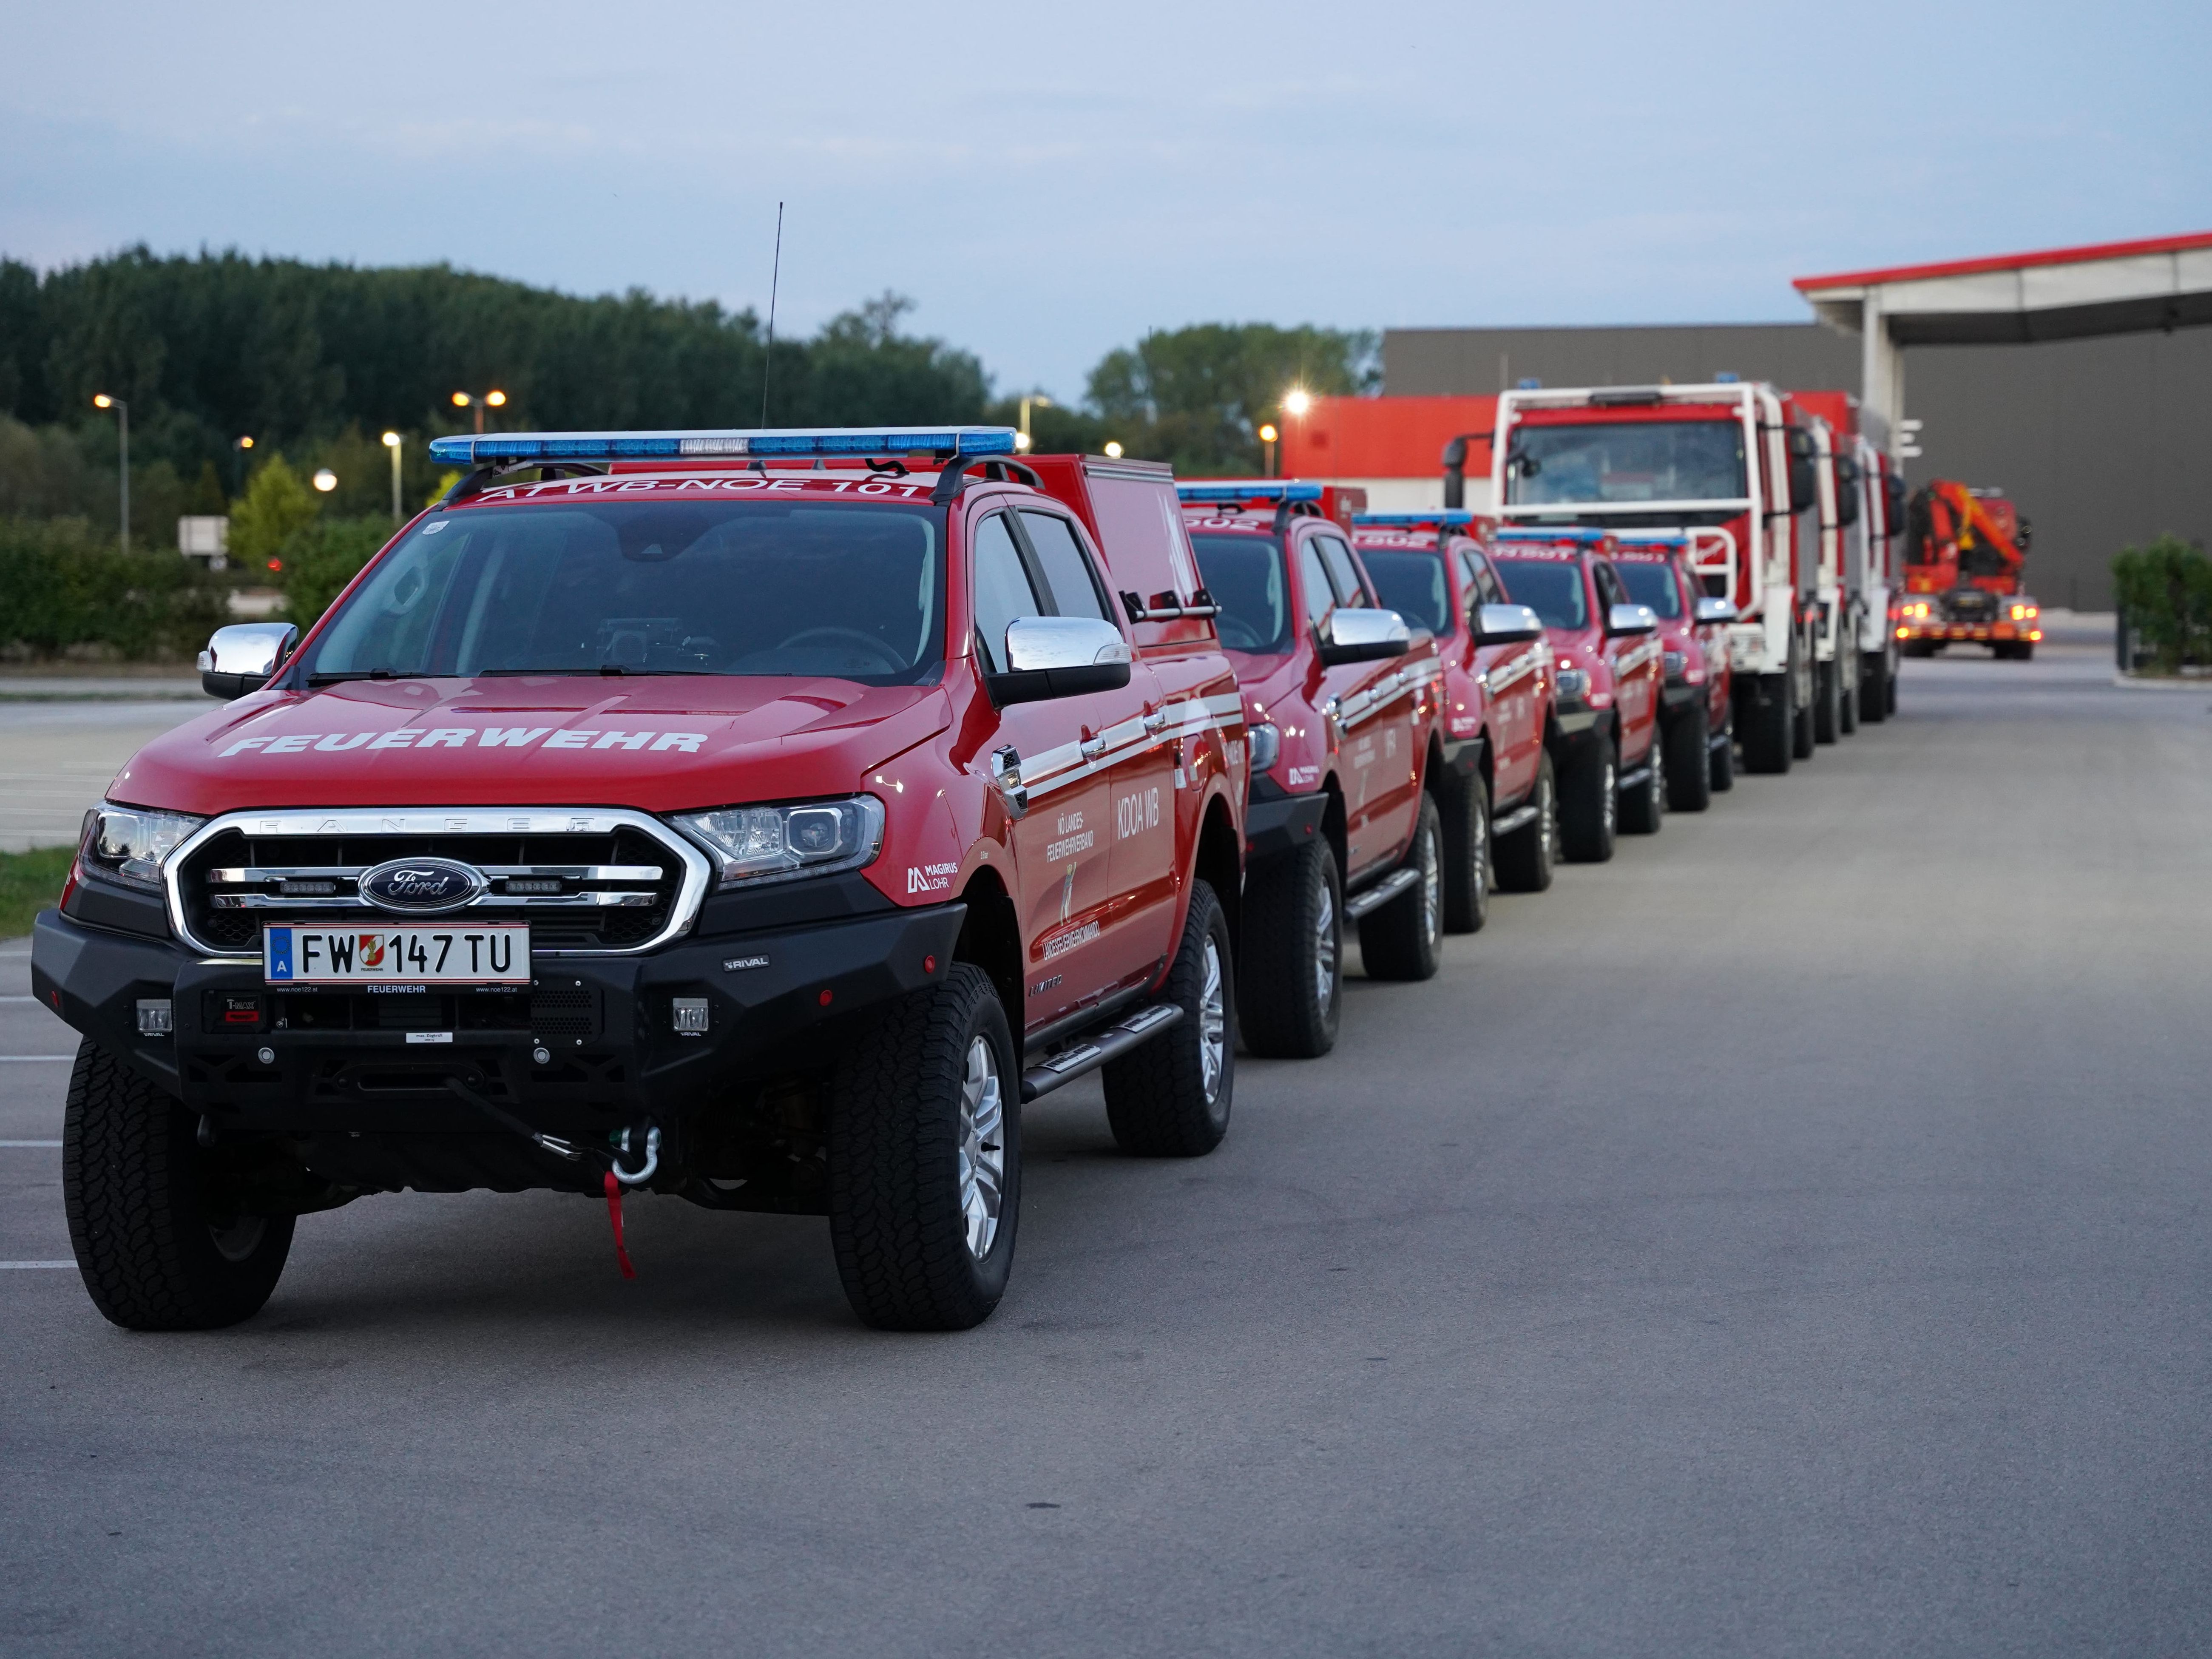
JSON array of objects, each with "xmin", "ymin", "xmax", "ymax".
[{"xmin": 603, "ymin": 1170, "xmax": 638, "ymax": 1280}]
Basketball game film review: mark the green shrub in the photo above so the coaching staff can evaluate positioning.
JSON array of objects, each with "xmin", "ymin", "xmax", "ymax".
[
  {"xmin": 281, "ymin": 515, "xmax": 395, "ymax": 628},
  {"xmin": 0, "ymin": 517, "xmax": 227, "ymax": 660},
  {"xmin": 2112, "ymin": 535, "xmax": 2212, "ymax": 674}
]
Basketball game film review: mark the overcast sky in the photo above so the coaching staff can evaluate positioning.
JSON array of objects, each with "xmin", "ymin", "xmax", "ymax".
[{"xmin": 6, "ymin": 1, "xmax": 2207, "ymax": 401}]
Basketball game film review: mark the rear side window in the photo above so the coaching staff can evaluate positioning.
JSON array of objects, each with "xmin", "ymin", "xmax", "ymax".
[
  {"xmin": 1312, "ymin": 534, "xmax": 1371, "ymax": 607},
  {"xmin": 1017, "ymin": 511, "xmax": 1108, "ymax": 623},
  {"xmin": 972, "ymin": 513, "xmax": 1043, "ymax": 674}
]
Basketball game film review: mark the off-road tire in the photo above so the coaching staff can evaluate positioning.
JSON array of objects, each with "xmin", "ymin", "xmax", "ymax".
[
  {"xmin": 1492, "ymin": 752, "xmax": 1557, "ymax": 893},
  {"xmin": 1238, "ymin": 837, "xmax": 1343, "ymax": 1059},
  {"xmin": 1792, "ymin": 687, "xmax": 1817, "ymax": 758},
  {"xmin": 1885, "ymin": 654, "xmax": 1901, "ymax": 714},
  {"xmin": 1839, "ymin": 648, "xmax": 1860, "ymax": 733},
  {"xmin": 1708, "ymin": 702, "xmax": 1735, "ymax": 793},
  {"xmin": 1665, "ymin": 705, "xmax": 1712, "ymax": 812},
  {"xmin": 1902, "ymin": 639, "xmax": 1938, "ymax": 659},
  {"xmin": 1859, "ymin": 651, "xmax": 1889, "ymax": 724},
  {"xmin": 1102, "ymin": 881, "xmax": 1234, "ymax": 1157},
  {"xmin": 1360, "ymin": 793, "xmax": 1444, "ymax": 981},
  {"xmin": 63, "ymin": 1040, "xmax": 295, "ymax": 1331},
  {"xmin": 1813, "ymin": 658, "xmax": 1840, "ymax": 744},
  {"xmin": 828, "ymin": 964, "xmax": 1020, "ymax": 1331},
  {"xmin": 1558, "ymin": 731, "xmax": 1618, "ymax": 863},
  {"xmin": 1437, "ymin": 769, "xmax": 1490, "ymax": 934},
  {"xmin": 1619, "ymin": 730, "xmax": 1665, "ymax": 835},
  {"xmin": 1741, "ymin": 673, "xmax": 1792, "ymax": 774}
]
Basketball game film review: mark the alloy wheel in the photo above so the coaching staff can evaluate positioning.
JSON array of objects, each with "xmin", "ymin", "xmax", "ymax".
[
  {"xmin": 1198, "ymin": 937, "xmax": 1227, "ymax": 1105},
  {"xmin": 957, "ymin": 1036, "xmax": 1006, "ymax": 1261},
  {"xmin": 1313, "ymin": 880, "xmax": 1338, "ymax": 1016},
  {"xmin": 1420, "ymin": 818, "xmax": 1442, "ymax": 944}
]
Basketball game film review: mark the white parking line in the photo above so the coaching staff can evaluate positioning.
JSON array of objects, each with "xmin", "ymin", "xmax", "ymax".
[
  {"xmin": 1, "ymin": 1261, "xmax": 74, "ymax": 1270},
  {"xmin": 0, "ymin": 1056, "xmax": 74, "ymax": 1063},
  {"xmin": 0, "ymin": 995, "xmax": 40, "ymax": 1003},
  {"xmin": 0, "ymin": 1139, "xmax": 62, "ymax": 1148}
]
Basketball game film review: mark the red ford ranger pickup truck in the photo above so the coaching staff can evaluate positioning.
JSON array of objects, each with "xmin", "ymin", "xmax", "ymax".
[
  {"xmin": 31, "ymin": 426, "xmax": 1250, "ymax": 1335},
  {"xmin": 1610, "ymin": 531, "xmax": 1739, "ymax": 810},
  {"xmin": 1488, "ymin": 528, "xmax": 1663, "ymax": 864},
  {"xmin": 1351, "ymin": 511, "xmax": 1557, "ymax": 919},
  {"xmin": 1176, "ymin": 481, "xmax": 1443, "ymax": 1059}
]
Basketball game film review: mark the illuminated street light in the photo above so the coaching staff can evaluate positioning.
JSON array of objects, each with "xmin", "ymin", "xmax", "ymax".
[
  {"xmin": 231, "ymin": 434, "xmax": 254, "ymax": 495},
  {"xmin": 381, "ymin": 431, "xmax": 403, "ymax": 524},
  {"xmin": 1103, "ymin": 441, "xmax": 1124, "ymax": 460},
  {"xmin": 312, "ymin": 468, "xmax": 338, "ymax": 494},
  {"xmin": 1258, "ymin": 423, "xmax": 1280, "ymax": 478},
  {"xmin": 451, "ymin": 388, "xmax": 507, "ymax": 435},
  {"xmin": 1283, "ymin": 388, "xmax": 1313, "ymax": 417},
  {"xmin": 93, "ymin": 395, "xmax": 129, "ymax": 550}
]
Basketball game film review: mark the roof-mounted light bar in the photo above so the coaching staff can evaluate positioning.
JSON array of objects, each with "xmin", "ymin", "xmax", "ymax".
[
  {"xmin": 426, "ymin": 426, "xmax": 1020, "ymax": 467},
  {"xmin": 1174, "ymin": 480, "xmax": 1323, "ymax": 504},
  {"xmin": 1612, "ymin": 530, "xmax": 1688, "ymax": 545},
  {"xmin": 1494, "ymin": 526, "xmax": 1610, "ymax": 545},
  {"xmin": 1353, "ymin": 510, "xmax": 1476, "ymax": 528}
]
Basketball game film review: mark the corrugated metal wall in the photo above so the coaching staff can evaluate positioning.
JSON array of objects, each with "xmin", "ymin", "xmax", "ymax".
[{"xmin": 1384, "ymin": 323, "xmax": 2212, "ymax": 609}]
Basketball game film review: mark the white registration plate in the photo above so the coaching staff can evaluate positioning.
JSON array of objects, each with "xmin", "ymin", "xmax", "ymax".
[{"xmin": 263, "ymin": 924, "xmax": 531, "ymax": 985}]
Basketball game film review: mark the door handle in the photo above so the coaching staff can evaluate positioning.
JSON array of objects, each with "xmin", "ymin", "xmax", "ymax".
[
  {"xmin": 1143, "ymin": 709, "xmax": 1169, "ymax": 735},
  {"xmin": 991, "ymin": 745, "xmax": 1028, "ymax": 818},
  {"xmin": 1081, "ymin": 735, "xmax": 1108, "ymax": 761}
]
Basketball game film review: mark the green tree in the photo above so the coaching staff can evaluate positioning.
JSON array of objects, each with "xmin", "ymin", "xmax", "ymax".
[
  {"xmin": 2113, "ymin": 534, "xmax": 2212, "ymax": 673},
  {"xmin": 229, "ymin": 454, "xmax": 318, "ymax": 569},
  {"xmin": 281, "ymin": 516, "xmax": 394, "ymax": 628},
  {"xmin": 1085, "ymin": 323, "xmax": 1379, "ymax": 474}
]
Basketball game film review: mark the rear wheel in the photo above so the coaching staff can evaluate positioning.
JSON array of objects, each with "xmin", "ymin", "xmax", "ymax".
[
  {"xmin": 1665, "ymin": 705, "xmax": 1712, "ymax": 812},
  {"xmin": 1558, "ymin": 732, "xmax": 1617, "ymax": 863},
  {"xmin": 63, "ymin": 1040, "xmax": 295, "ymax": 1331},
  {"xmin": 829, "ymin": 964, "xmax": 1020, "ymax": 1331},
  {"xmin": 1859, "ymin": 651, "xmax": 1889, "ymax": 724},
  {"xmin": 1103, "ymin": 881, "xmax": 1234, "ymax": 1157},
  {"xmin": 1360, "ymin": 793, "xmax": 1444, "ymax": 981},
  {"xmin": 1437, "ymin": 771, "xmax": 1490, "ymax": 935},
  {"xmin": 1741, "ymin": 673, "xmax": 1793, "ymax": 774},
  {"xmin": 1492, "ymin": 753, "xmax": 1557, "ymax": 893},
  {"xmin": 1813, "ymin": 657, "xmax": 1840, "ymax": 744},
  {"xmin": 1237, "ymin": 838, "xmax": 1343, "ymax": 1058}
]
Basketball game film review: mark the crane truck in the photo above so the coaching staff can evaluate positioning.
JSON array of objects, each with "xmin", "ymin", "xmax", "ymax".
[{"xmin": 1895, "ymin": 482, "xmax": 2042, "ymax": 660}]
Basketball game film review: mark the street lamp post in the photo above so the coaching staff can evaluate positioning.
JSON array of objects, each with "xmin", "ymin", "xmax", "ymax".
[
  {"xmin": 1258, "ymin": 423, "xmax": 1279, "ymax": 479},
  {"xmin": 381, "ymin": 432, "xmax": 403, "ymax": 523},
  {"xmin": 231, "ymin": 434, "xmax": 255, "ymax": 497},
  {"xmin": 92, "ymin": 395, "xmax": 128, "ymax": 550},
  {"xmin": 1016, "ymin": 394, "xmax": 1053, "ymax": 453},
  {"xmin": 451, "ymin": 389, "xmax": 506, "ymax": 435}
]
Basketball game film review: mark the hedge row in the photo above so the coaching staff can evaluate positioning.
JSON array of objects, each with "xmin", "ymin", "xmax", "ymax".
[
  {"xmin": 2113, "ymin": 535, "xmax": 2212, "ymax": 674},
  {"xmin": 0, "ymin": 517, "xmax": 228, "ymax": 660}
]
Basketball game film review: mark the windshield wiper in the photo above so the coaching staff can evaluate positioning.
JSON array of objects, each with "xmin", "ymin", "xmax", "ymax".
[
  {"xmin": 481, "ymin": 666, "xmax": 714, "ymax": 676},
  {"xmin": 308, "ymin": 669, "xmax": 405, "ymax": 685}
]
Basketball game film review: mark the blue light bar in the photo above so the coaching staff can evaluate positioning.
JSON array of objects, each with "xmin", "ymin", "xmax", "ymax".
[
  {"xmin": 1353, "ymin": 511, "xmax": 1475, "ymax": 528},
  {"xmin": 426, "ymin": 426, "xmax": 1020, "ymax": 467},
  {"xmin": 1173, "ymin": 480, "xmax": 1324, "ymax": 504},
  {"xmin": 1494, "ymin": 526, "xmax": 1609, "ymax": 544},
  {"xmin": 1612, "ymin": 530, "xmax": 1688, "ymax": 545}
]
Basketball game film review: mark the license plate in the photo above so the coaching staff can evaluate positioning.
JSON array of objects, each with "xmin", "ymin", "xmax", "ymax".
[{"xmin": 264, "ymin": 924, "xmax": 531, "ymax": 985}]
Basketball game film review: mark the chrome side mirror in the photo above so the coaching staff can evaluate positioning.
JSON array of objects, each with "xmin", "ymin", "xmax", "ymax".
[
  {"xmin": 198, "ymin": 622, "xmax": 299, "ymax": 700},
  {"xmin": 988, "ymin": 615, "xmax": 1134, "ymax": 705},
  {"xmin": 1317, "ymin": 607, "xmax": 1412, "ymax": 666},
  {"xmin": 1474, "ymin": 602, "xmax": 1545, "ymax": 645},
  {"xmin": 1694, "ymin": 596, "xmax": 1737, "ymax": 625},
  {"xmin": 1604, "ymin": 603, "xmax": 1659, "ymax": 638}
]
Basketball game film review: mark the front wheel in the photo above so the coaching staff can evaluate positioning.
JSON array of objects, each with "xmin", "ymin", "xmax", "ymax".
[
  {"xmin": 1740, "ymin": 674, "xmax": 1792, "ymax": 774},
  {"xmin": 829, "ymin": 964, "xmax": 1020, "ymax": 1331},
  {"xmin": 1237, "ymin": 837, "xmax": 1343, "ymax": 1059},
  {"xmin": 1558, "ymin": 733, "xmax": 1617, "ymax": 862},
  {"xmin": 1812, "ymin": 658, "xmax": 1840, "ymax": 744},
  {"xmin": 1492, "ymin": 752, "xmax": 1557, "ymax": 893},
  {"xmin": 1859, "ymin": 651, "xmax": 1890, "ymax": 724},
  {"xmin": 1708, "ymin": 702, "xmax": 1735, "ymax": 793},
  {"xmin": 1360, "ymin": 793, "xmax": 1444, "ymax": 981},
  {"xmin": 63, "ymin": 1041, "xmax": 296, "ymax": 1331},
  {"xmin": 1437, "ymin": 771, "xmax": 1490, "ymax": 934},
  {"xmin": 1666, "ymin": 704, "xmax": 1713, "ymax": 812},
  {"xmin": 1839, "ymin": 649, "xmax": 1860, "ymax": 733},
  {"xmin": 1619, "ymin": 729, "xmax": 1665, "ymax": 835},
  {"xmin": 1103, "ymin": 880, "xmax": 1234, "ymax": 1157}
]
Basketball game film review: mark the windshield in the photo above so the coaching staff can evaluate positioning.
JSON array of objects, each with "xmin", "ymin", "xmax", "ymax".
[
  {"xmin": 303, "ymin": 499, "xmax": 945, "ymax": 684},
  {"xmin": 1505, "ymin": 420, "xmax": 1747, "ymax": 507},
  {"xmin": 1491, "ymin": 557, "xmax": 1589, "ymax": 631},
  {"xmin": 1358, "ymin": 548, "xmax": 1454, "ymax": 636},
  {"xmin": 1611, "ymin": 560, "xmax": 1682, "ymax": 618},
  {"xmin": 1190, "ymin": 532, "xmax": 1292, "ymax": 654}
]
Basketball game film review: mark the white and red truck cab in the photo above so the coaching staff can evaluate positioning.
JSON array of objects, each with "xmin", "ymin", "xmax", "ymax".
[
  {"xmin": 1489, "ymin": 381, "xmax": 1821, "ymax": 774},
  {"xmin": 34, "ymin": 426, "xmax": 1250, "ymax": 1334},
  {"xmin": 1487, "ymin": 529, "xmax": 1664, "ymax": 862},
  {"xmin": 1176, "ymin": 480, "xmax": 1446, "ymax": 1058},
  {"xmin": 1350, "ymin": 510, "xmax": 1557, "ymax": 912},
  {"xmin": 1610, "ymin": 530, "xmax": 1738, "ymax": 809}
]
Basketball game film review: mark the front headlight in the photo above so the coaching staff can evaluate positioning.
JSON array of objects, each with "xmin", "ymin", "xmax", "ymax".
[
  {"xmin": 1555, "ymin": 668, "xmax": 1590, "ymax": 702},
  {"xmin": 673, "ymin": 796, "xmax": 886, "ymax": 889},
  {"xmin": 1247, "ymin": 722, "xmax": 1281, "ymax": 776},
  {"xmin": 79, "ymin": 804, "xmax": 204, "ymax": 891}
]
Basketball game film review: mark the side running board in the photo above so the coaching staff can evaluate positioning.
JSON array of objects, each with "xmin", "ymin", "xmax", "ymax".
[
  {"xmin": 1343, "ymin": 864, "xmax": 1420, "ymax": 922},
  {"xmin": 1492, "ymin": 801, "xmax": 1538, "ymax": 836},
  {"xmin": 1020, "ymin": 1002, "xmax": 1183, "ymax": 1102}
]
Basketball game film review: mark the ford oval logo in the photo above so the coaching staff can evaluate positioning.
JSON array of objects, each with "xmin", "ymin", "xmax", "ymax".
[{"xmin": 358, "ymin": 857, "xmax": 486, "ymax": 914}]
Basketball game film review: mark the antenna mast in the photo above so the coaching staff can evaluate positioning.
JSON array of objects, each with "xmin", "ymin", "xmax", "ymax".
[{"xmin": 761, "ymin": 201, "xmax": 784, "ymax": 428}]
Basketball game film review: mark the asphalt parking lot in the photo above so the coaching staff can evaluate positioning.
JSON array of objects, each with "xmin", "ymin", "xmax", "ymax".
[{"xmin": 5, "ymin": 617, "xmax": 2209, "ymax": 1656}]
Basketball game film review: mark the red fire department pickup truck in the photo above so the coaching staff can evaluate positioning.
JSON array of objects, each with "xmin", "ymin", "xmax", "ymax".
[
  {"xmin": 1488, "ymin": 529, "xmax": 1663, "ymax": 862},
  {"xmin": 1610, "ymin": 531, "xmax": 1738, "ymax": 810},
  {"xmin": 1351, "ymin": 511, "xmax": 1557, "ymax": 915},
  {"xmin": 1177, "ymin": 481, "xmax": 1444, "ymax": 1059},
  {"xmin": 33, "ymin": 426, "xmax": 1250, "ymax": 1334}
]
